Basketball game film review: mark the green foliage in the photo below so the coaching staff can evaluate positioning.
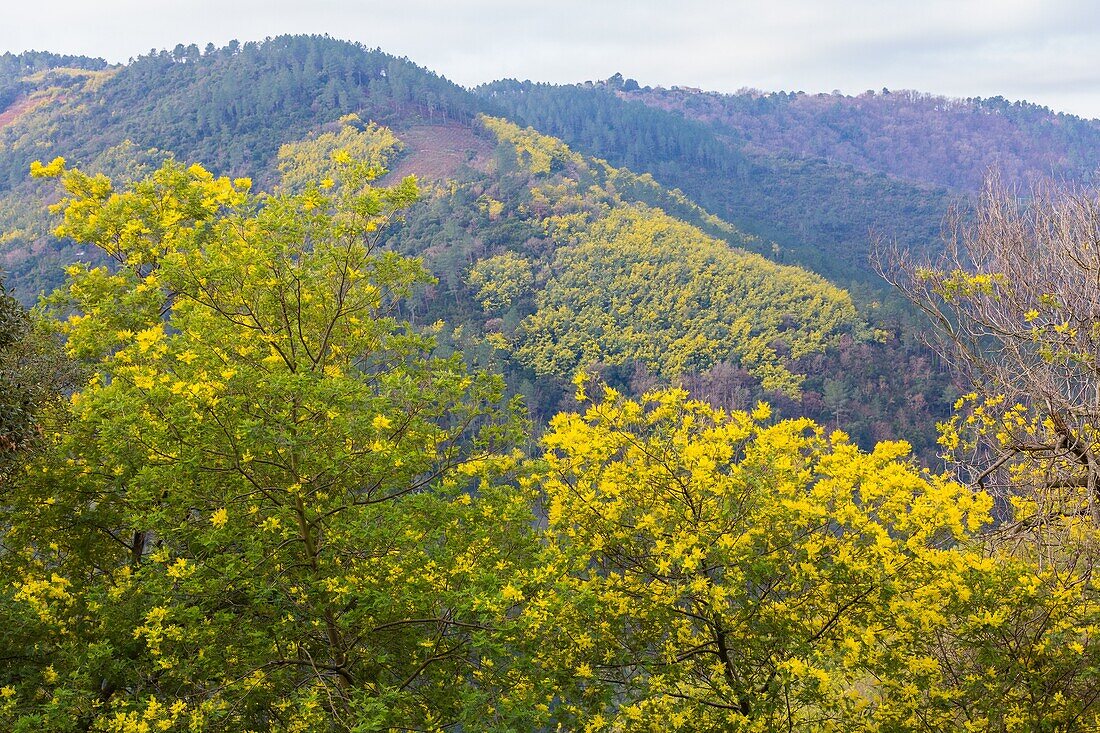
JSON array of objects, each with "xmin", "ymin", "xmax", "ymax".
[
  {"xmin": 473, "ymin": 85, "xmax": 962, "ymax": 457},
  {"xmin": 0, "ymin": 282, "xmax": 76, "ymax": 475},
  {"xmin": 467, "ymin": 251, "xmax": 535, "ymax": 313},
  {"xmin": 0, "ymin": 36, "xmax": 481, "ymax": 301},
  {"xmin": 5, "ymin": 44, "xmax": 1100, "ymax": 732},
  {"xmin": 516, "ymin": 205, "xmax": 861, "ymax": 394},
  {"xmin": 627, "ymin": 86, "xmax": 1100, "ymax": 191},
  {"xmin": 0, "ymin": 153, "xmax": 538, "ymax": 730},
  {"xmin": 276, "ymin": 113, "xmax": 404, "ymax": 191},
  {"xmin": 477, "ymin": 80, "xmax": 954, "ymax": 290},
  {"xmin": 0, "ymin": 51, "xmax": 107, "ymax": 113},
  {"xmin": 6, "ymin": 150, "xmax": 1100, "ymax": 728},
  {"xmin": 61, "ymin": 35, "xmax": 473, "ymax": 176},
  {"xmin": 470, "ymin": 117, "xmax": 866, "ymax": 396},
  {"xmin": 0, "ymin": 37, "xmax": 956, "ymax": 460}
]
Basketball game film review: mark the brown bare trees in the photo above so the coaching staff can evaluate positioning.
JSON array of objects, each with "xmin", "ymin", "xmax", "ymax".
[{"xmin": 881, "ymin": 177, "xmax": 1100, "ymax": 537}]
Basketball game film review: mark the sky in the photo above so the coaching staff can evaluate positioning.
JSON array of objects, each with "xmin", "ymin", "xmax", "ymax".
[{"xmin": 4, "ymin": 0, "xmax": 1100, "ymax": 118}]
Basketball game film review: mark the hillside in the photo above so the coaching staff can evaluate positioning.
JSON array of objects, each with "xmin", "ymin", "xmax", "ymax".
[
  {"xmin": 477, "ymin": 79, "xmax": 954, "ymax": 290},
  {"xmin": 0, "ymin": 36, "xmax": 482, "ymax": 297},
  {"xmin": 624, "ymin": 85, "xmax": 1100, "ymax": 191},
  {"xmin": 371, "ymin": 116, "xmax": 954, "ymax": 453},
  {"xmin": 0, "ymin": 36, "xmax": 958, "ymax": 455},
  {"xmin": 479, "ymin": 80, "xmax": 1100, "ymax": 298},
  {"xmin": 381, "ymin": 116, "xmax": 865, "ymax": 393}
]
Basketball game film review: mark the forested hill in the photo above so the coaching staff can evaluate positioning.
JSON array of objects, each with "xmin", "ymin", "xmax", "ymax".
[
  {"xmin": 477, "ymin": 79, "xmax": 953, "ymax": 289},
  {"xmin": 478, "ymin": 79, "xmax": 1100, "ymax": 292},
  {"xmin": 0, "ymin": 35, "xmax": 477, "ymax": 187},
  {"xmin": 0, "ymin": 35, "xmax": 959, "ymax": 456},
  {"xmin": 0, "ymin": 51, "xmax": 108, "ymax": 111},
  {"xmin": 623, "ymin": 85, "xmax": 1100, "ymax": 191},
  {"xmin": 0, "ymin": 36, "xmax": 484, "ymax": 295}
]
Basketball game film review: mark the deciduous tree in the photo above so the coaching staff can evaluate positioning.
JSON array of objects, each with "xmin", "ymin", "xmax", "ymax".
[
  {"xmin": 0, "ymin": 146, "xmax": 536, "ymax": 731},
  {"xmin": 882, "ymin": 178, "xmax": 1100, "ymax": 542}
]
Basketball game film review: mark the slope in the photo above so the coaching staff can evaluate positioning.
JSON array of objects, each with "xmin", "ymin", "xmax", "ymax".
[
  {"xmin": 364, "ymin": 115, "xmax": 867, "ymax": 399},
  {"xmin": 0, "ymin": 35, "xmax": 480, "ymax": 299},
  {"xmin": 476, "ymin": 79, "xmax": 954, "ymax": 291},
  {"xmin": 624, "ymin": 85, "xmax": 1100, "ymax": 191},
  {"xmin": 0, "ymin": 36, "xmax": 953, "ymax": 456}
]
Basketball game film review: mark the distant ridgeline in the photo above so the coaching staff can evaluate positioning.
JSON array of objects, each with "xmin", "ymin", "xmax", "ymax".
[
  {"xmin": 477, "ymin": 78, "xmax": 1100, "ymax": 292},
  {"xmin": 1, "ymin": 36, "xmax": 476, "ymax": 185},
  {"xmin": 620, "ymin": 85, "xmax": 1100, "ymax": 191},
  {"xmin": 476, "ymin": 79, "xmax": 954, "ymax": 290},
  {"xmin": 0, "ymin": 51, "xmax": 108, "ymax": 111}
]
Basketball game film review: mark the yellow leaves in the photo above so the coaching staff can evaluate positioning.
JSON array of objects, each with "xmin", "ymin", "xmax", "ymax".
[
  {"xmin": 101, "ymin": 696, "xmax": 188, "ymax": 733},
  {"xmin": 13, "ymin": 572, "xmax": 74, "ymax": 627},
  {"xmin": 135, "ymin": 325, "xmax": 164, "ymax": 353},
  {"xmin": 511, "ymin": 202, "xmax": 862, "ymax": 395},
  {"xmin": 468, "ymin": 251, "xmax": 535, "ymax": 312},
  {"xmin": 262, "ymin": 346, "xmax": 285, "ymax": 367},
  {"xmin": 935, "ymin": 269, "xmax": 1006, "ymax": 301},
  {"xmin": 750, "ymin": 401, "xmax": 771, "ymax": 421},
  {"xmin": 29, "ymin": 156, "xmax": 66, "ymax": 178},
  {"xmin": 480, "ymin": 116, "xmax": 563, "ymax": 175},
  {"xmin": 572, "ymin": 370, "xmax": 588, "ymax": 403},
  {"xmin": 536, "ymin": 385, "xmax": 1014, "ymax": 727},
  {"xmin": 131, "ymin": 369, "xmax": 157, "ymax": 390},
  {"xmin": 165, "ymin": 558, "xmax": 194, "ymax": 580},
  {"xmin": 187, "ymin": 162, "xmax": 212, "ymax": 180},
  {"xmin": 372, "ymin": 414, "xmax": 392, "ymax": 431},
  {"xmin": 502, "ymin": 584, "xmax": 525, "ymax": 604},
  {"xmin": 210, "ymin": 507, "xmax": 228, "ymax": 529},
  {"xmin": 786, "ymin": 657, "xmax": 808, "ymax": 678},
  {"xmin": 967, "ymin": 608, "xmax": 1007, "ymax": 630}
]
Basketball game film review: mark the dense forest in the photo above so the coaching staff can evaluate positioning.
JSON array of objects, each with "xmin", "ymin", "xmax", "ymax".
[
  {"xmin": 0, "ymin": 37, "xmax": 961, "ymax": 455},
  {"xmin": 625, "ymin": 85, "xmax": 1100, "ymax": 191},
  {"xmin": 4, "ymin": 35, "xmax": 1100, "ymax": 731},
  {"xmin": 477, "ymin": 79, "xmax": 954, "ymax": 289}
]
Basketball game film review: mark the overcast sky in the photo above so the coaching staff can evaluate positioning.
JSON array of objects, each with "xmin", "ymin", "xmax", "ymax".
[{"xmin": 4, "ymin": 0, "xmax": 1100, "ymax": 118}]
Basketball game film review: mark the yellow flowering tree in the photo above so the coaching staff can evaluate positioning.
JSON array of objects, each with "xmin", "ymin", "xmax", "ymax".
[
  {"xmin": 523, "ymin": 385, "xmax": 1100, "ymax": 730},
  {"xmin": 0, "ymin": 140, "xmax": 539, "ymax": 731},
  {"xmin": 871, "ymin": 176, "xmax": 1100, "ymax": 731}
]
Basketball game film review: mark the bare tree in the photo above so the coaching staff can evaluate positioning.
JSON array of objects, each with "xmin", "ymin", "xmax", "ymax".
[{"xmin": 878, "ymin": 176, "xmax": 1100, "ymax": 540}]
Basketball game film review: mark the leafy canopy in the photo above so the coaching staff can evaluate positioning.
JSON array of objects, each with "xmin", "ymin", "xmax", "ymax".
[{"xmin": 1, "ymin": 140, "xmax": 536, "ymax": 731}]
